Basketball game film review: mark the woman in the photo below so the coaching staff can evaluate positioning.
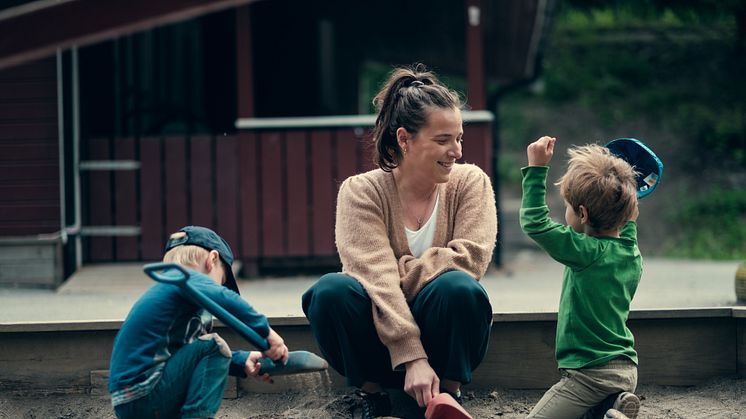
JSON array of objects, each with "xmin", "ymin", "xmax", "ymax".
[{"xmin": 302, "ymin": 64, "xmax": 497, "ymax": 418}]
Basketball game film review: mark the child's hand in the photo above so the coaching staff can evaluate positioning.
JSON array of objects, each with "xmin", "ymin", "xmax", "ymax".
[
  {"xmin": 245, "ymin": 351, "xmax": 273, "ymax": 383},
  {"xmin": 263, "ymin": 328, "xmax": 289, "ymax": 364},
  {"xmin": 527, "ymin": 136, "xmax": 556, "ymax": 166}
]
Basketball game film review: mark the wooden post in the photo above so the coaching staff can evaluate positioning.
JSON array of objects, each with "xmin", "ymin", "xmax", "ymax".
[
  {"xmin": 236, "ymin": 5, "xmax": 254, "ymax": 118},
  {"xmin": 465, "ymin": 0, "xmax": 486, "ymax": 110}
]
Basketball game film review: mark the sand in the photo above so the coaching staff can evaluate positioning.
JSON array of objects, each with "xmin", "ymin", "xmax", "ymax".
[{"xmin": 1, "ymin": 377, "xmax": 744, "ymax": 418}]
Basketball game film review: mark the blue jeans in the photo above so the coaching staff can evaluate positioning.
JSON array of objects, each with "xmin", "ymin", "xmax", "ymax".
[{"xmin": 114, "ymin": 338, "xmax": 231, "ymax": 419}]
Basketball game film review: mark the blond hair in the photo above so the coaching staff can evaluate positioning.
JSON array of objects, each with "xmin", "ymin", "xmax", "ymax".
[
  {"xmin": 162, "ymin": 232, "xmax": 209, "ymax": 270},
  {"xmin": 556, "ymin": 144, "xmax": 638, "ymax": 232}
]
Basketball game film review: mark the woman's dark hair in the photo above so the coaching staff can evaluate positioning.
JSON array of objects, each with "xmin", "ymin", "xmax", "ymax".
[{"xmin": 372, "ymin": 63, "xmax": 462, "ymax": 172}]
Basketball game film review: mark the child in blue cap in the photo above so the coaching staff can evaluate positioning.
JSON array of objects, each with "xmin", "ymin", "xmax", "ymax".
[
  {"xmin": 109, "ymin": 226, "xmax": 289, "ymax": 419},
  {"xmin": 521, "ymin": 137, "xmax": 642, "ymax": 419}
]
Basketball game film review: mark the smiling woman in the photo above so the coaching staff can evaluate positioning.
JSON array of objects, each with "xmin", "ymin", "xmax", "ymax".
[{"xmin": 301, "ymin": 64, "xmax": 498, "ymax": 418}]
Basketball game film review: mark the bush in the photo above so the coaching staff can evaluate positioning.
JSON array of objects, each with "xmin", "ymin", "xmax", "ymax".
[{"xmin": 663, "ymin": 189, "xmax": 746, "ymax": 259}]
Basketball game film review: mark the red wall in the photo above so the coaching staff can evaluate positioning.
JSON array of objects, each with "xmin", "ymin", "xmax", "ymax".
[
  {"xmin": 81, "ymin": 121, "xmax": 492, "ymax": 271},
  {"xmin": 0, "ymin": 57, "xmax": 60, "ymax": 236}
]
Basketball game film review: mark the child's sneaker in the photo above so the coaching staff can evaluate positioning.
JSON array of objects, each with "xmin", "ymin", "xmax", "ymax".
[
  {"xmin": 424, "ymin": 393, "xmax": 473, "ymax": 419},
  {"xmin": 608, "ymin": 391, "xmax": 640, "ymax": 419}
]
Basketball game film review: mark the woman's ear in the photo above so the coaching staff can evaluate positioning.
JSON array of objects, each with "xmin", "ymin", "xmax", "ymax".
[{"xmin": 396, "ymin": 127, "xmax": 409, "ymax": 152}]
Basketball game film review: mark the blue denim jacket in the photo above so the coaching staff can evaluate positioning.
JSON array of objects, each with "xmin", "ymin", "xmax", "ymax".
[{"xmin": 108, "ymin": 270, "xmax": 269, "ymax": 406}]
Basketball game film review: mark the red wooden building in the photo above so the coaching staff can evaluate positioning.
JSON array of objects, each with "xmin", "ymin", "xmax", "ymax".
[{"xmin": 0, "ymin": 0, "xmax": 553, "ymax": 285}]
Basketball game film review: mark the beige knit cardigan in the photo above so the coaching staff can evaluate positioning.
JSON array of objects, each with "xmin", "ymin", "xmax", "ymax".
[{"xmin": 335, "ymin": 163, "xmax": 497, "ymax": 370}]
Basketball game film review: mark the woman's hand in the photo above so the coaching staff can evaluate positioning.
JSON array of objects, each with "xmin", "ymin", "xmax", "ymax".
[
  {"xmin": 263, "ymin": 328, "xmax": 289, "ymax": 364},
  {"xmin": 527, "ymin": 136, "xmax": 556, "ymax": 166},
  {"xmin": 404, "ymin": 358, "xmax": 440, "ymax": 407},
  {"xmin": 244, "ymin": 351, "xmax": 273, "ymax": 383}
]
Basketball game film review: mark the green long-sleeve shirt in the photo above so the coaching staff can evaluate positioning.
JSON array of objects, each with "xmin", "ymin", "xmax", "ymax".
[{"xmin": 520, "ymin": 166, "xmax": 641, "ymax": 369}]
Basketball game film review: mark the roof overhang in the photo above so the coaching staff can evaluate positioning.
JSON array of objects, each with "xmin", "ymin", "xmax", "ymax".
[{"xmin": 0, "ymin": 0, "xmax": 256, "ymax": 70}]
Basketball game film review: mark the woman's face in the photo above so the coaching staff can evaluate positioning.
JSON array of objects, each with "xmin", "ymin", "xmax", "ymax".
[{"xmin": 401, "ymin": 107, "xmax": 463, "ymax": 184}]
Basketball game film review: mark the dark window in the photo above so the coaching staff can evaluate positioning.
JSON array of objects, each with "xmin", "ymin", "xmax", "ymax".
[{"xmin": 79, "ymin": 10, "xmax": 237, "ymax": 138}]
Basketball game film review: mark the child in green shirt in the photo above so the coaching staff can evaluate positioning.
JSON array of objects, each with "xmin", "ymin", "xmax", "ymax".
[{"xmin": 521, "ymin": 136, "xmax": 642, "ymax": 419}]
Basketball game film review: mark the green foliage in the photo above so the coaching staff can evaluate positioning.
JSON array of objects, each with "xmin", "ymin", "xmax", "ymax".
[
  {"xmin": 663, "ymin": 189, "xmax": 746, "ymax": 259},
  {"xmin": 537, "ymin": 9, "xmax": 746, "ymax": 168},
  {"xmin": 559, "ymin": 0, "xmax": 739, "ymax": 29},
  {"xmin": 499, "ymin": 1, "xmax": 746, "ymax": 259},
  {"xmin": 496, "ymin": 151, "xmax": 525, "ymax": 193}
]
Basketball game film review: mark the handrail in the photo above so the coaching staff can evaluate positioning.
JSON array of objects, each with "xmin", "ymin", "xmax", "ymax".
[{"xmin": 235, "ymin": 110, "xmax": 494, "ymax": 130}]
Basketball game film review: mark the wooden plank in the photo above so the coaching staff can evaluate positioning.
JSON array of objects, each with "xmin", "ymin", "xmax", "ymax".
[
  {"xmin": 356, "ymin": 128, "xmax": 377, "ymax": 173},
  {"xmin": 0, "ymin": 329, "xmax": 118, "ymax": 394},
  {"xmin": 0, "ymin": 81, "xmax": 57, "ymax": 100},
  {"xmin": 0, "ymin": 57, "xmax": 56, "ymax": 80},
  {"xmin": 0, "ymin": 164, "xmax": 58, "ymax": 181},
  {"xmin": 0, "ymin": 222, "xmax": 59, "ymax": 236},
  {"xmin": 190, "ymin": 135, "xmax": 214, "ymax": 228},
  {"xmin": 334, "ymin": 128, "xmax": 358, "ymax": 184},
  {"xmin": 633, "ymin": 317, "xmax": 736, "ymax": 386},
  {"xmin": 310, "ymin": 130, "xmax": 335, "ymax": 256},
  {"xmin": 238, "ymin": 132, "xmax": 259, "ymax": 261},
  {"xmin": 163, "ymin": 136, "xmax": 188, "ymax": 235},
  {"xmin": 85, "ymin": 138, "xmax": 113, "ymax": 262},
  {"xmin": 462, "ymin": 123, "xmax": 491, "ymax": 176},
  {"xmin": 472, "ymin": 321, "xmax": 559, "ymax": 389},
  {"xmin": 113, "ymin": 137, "xmax": 138, "ymax": 260},
  {"xmin": 215, "ymin": 135, "xmax": 239, "ymax": 254},
  {"xmin": 733, "ymin": 316, "xmax": 746, "ymax": 378},
  {"xmin": 0, "ymin": 123, "xmax": 57, "ymax": 140},
  {"xmin": 139, "ymin": 137, "xmax": 163, "ymax": 261},
  {"xmin": 0, "ymin": 205, "xmax": 58, "ymax": 221},
  {"xmin": 0, "ymin": 184, "xmax": 58, "ymax": 202},
  {"xmin": 629, "ymin": 308, "xmax": 733, "ymax": 320},
  {"xmin": 260, "ymin": 131, "xmax": 285, "ymax": 257},
  {"xmin": 0, "ymin": 262, "xmax": 56, "ymax": 282},
  {"xmin": 0, "ymin": 311, "xmax": 744, "ymax": 394},
  {"xmin": 0, "ymin": 244, "xmax": 57, "ymax": 261},
  {"xmin": 0, "ymin": 103, "xmax": 57, "ymax": 121},
  {"xmin": 0, "ymin": 141, "xmax": 59, "ymax": 161},
  {"xmin": 284, "ymin": 131, "xmax": 310, "ymax": 256}
]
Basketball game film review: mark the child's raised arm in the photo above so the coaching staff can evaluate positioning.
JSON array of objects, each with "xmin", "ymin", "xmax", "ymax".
[
  {"xmin": 527, "ymin": 136, "xmax": 556, "ymax": 166},
  {"xmin": 629, "ymin": 198, "xmax": 639, "ymax": 222}
]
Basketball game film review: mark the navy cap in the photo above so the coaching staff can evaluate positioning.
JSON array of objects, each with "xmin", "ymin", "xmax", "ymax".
[
  {"xmin": 164, "ymin": 226, "xmax": 240, "ymax": 294},
  {"xmin": 606, "ymin": 138, "xmax": 664, "ymax": 199}
]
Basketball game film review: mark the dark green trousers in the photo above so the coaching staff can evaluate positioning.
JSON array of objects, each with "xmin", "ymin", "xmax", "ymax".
[{"xmin": 301, "ymin": 270, "xmax": 492, "ymax": 388}]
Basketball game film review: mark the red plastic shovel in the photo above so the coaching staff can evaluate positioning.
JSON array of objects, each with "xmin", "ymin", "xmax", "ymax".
[{"xmin": 424, "ymin": 393, "xmax": 473, "ymax": 419}]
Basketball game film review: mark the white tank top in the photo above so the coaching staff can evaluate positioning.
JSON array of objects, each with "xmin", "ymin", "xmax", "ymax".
[{"xmin": 405, "ymin": 192, "xmax": 439, "ymax": 258}]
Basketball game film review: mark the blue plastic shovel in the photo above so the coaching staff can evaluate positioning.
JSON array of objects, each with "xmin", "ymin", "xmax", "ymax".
[{"xmin": 143, "ymin": 262, "xmax": 327, "ymax": 376}]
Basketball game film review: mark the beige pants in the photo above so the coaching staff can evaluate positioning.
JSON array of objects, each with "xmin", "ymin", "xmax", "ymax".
[{"xmin": 527, "ymin": 358, "xmax": 638, "ymax": 419}]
